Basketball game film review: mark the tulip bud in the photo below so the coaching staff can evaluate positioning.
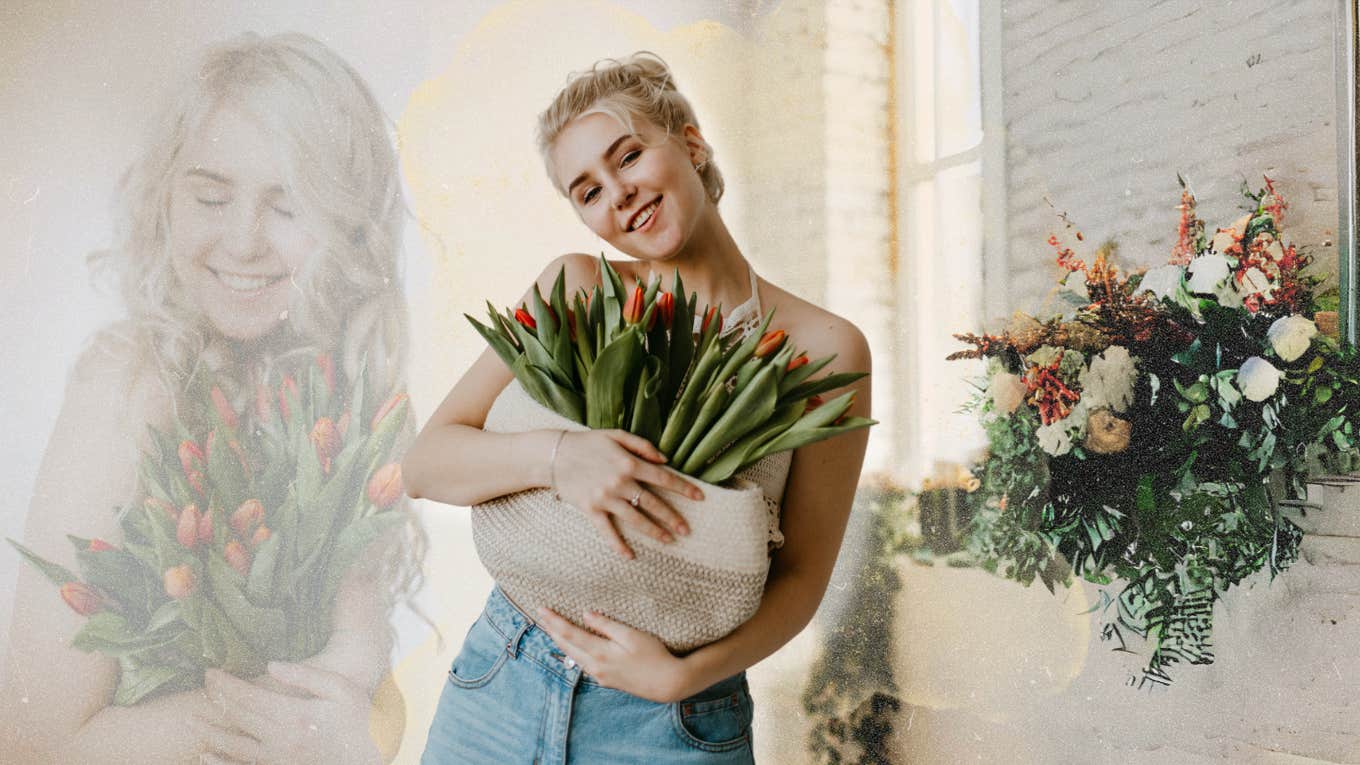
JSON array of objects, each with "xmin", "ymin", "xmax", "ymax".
[
  {"xmin": 316, "ymin": 353, "xmax": 336, "ymax": 393},
  {"xmin": 565, "ymin": 308, "xmax": 578, "ymax": 341},
  {"xmin": 623, "ymin": 285, "xmax": 646, "ymax": 324},
  {"xmin": 754, "ymin": 330, "xmax": 787, "ymax": 358},
  {"xmin": 701, "ymin": 306, "xmax": 722, "ymax": 335},
  {"xmin": 255, "ymin": 383, "xmax": 274, "ymax": 422},
  {"xmin": 804, "ymin": 394, "xmax": 825, "ymax": 413},
  {"xmin": 224, "ymin": 541, "xmax": 252, "ymax": 577},
  {"xmin": 144, "ymin": 496, "xmax": 177, "ymax": 518},
  {"xmin": 514, "ymin": 306, "xmax": 537, "ymax": 331},
  {"xmin": 227, "ymin": 438, "xmax": 251, "ymax": 477},
  {"xmin": 163, "ymin": 565, "xmax": 196, "ymax": 600},
  {"xmin": 177, "ymin": 504, "xmax": 201, "ymax": 549},
  {"xmin": 196, "ymin": 509, "xmax": 214, "ymax": 545},
  {"xmin": 211, "ymin": 386, "xmax": 239, "ymax": 430},
  {"xmin": 231, "ymin": 499, "xmax": 265, "ymax": 537},
  {"xmin": 60, "ymin": 582, "xmax": 103, "ymax": 616},
  {"xmin": 178, "ymin": 440, "xmax": 206, "ymax": 496},
  {"xmin": 310, "ymin": 417, "xmax": 342, "ymax": 473},
  {"xmin": 367, "ymin": 463, "xmax": 403, "ymax": 509},
  {"xmin": 656, "ymin": 292, "xmax": 675, "ymax": 329},
  {"xmin": 834, "ymin": 392, "xmax": 857, "ymax": 425},
  {"xmin": 786, "ymin": 353, "xmax": 809, "ymax": 372},
  {"xmin": 370, "ymin": 393, "xmax": 408, "ymax": 431},
  {"xmin": 88, "ymin": 538, "xmax": 116, "ymax": 552},
  {"xmin": 337, "ymin": 409, "xmax": 351, "ymax": 439},
  {"xmin": 278, "ymin": 375, "xmax": 299, "ymax": 421},
  {"xmin": 251, "ymin": 525, "xmax": 272, "ymax": 549}
]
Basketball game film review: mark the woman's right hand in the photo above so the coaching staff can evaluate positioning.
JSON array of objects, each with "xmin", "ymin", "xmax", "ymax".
[{"xmin": 551, "ymin": 430, "xmax": 704, "ymax": 558}]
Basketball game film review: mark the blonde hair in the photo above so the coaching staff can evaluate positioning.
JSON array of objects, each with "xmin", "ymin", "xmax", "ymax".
[
  {"xmin": 536, "ymin": 51, "xmax": 724, "ymax": 204},
  {"xmin": 94, "ymin": 31, "xmax": 407, "ymax": 399}
]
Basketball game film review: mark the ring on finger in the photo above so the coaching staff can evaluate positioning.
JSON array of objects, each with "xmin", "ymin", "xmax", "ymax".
[{"xmin": 629, "ymin": 490, "xmax": 642, "ymax": 507}]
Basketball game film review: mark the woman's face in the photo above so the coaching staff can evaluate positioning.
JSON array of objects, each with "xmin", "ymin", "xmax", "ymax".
[
  {"xmin": 168, "ymin": 105, "xmax": 318, "ymax": 341},
  {"xmin": 550, "ymin": 111, "xmax": 709, "ymax": 262}
]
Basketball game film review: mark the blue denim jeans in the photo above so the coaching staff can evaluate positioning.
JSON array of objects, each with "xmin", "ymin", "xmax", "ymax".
[{"xmin": 421, "ymin": 586, "xmax": 756, "ymax": 764}]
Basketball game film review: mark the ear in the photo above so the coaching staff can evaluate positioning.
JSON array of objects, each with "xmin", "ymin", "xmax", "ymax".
[{"xmin": 682, "ymin": 124, "xmax": 709, "ymax": 166}]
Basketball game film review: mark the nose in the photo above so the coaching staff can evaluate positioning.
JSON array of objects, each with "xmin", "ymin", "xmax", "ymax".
[
  {"xmin": 609, "ymin": 177, "xmax": 637, "ymax": 210},
  {"xmin": 223, "ymin": 203, "xmax": 268, "ymax": 260}
]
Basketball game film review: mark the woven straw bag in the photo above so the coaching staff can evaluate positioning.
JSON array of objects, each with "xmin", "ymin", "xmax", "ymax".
[{"xmin": 472, "ymin": 380, "xmax": 791, "ymax": 652}]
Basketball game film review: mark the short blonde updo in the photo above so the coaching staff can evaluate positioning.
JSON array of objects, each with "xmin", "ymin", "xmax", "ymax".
[{"xmin": 536, "ymin": 52, "xmax": 724, "ymax": 205}]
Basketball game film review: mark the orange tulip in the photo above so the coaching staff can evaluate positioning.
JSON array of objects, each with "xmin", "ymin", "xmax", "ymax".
[
  {"xmin": 231, "ymin": 499, "xmax": 264, "ymax": 537},
  {"xmin": 177, "ymin": 504, "xmax": 202, "ymax": 549},
  {"xmin": 514, "ymin": 306, "xmax": 537, "ymax": 331},
  {"xmin": 163, "ymin": 565, "xmax": 196, "ymax": 600},
  {"xmin": 316, "ymin": 352, "xmax": 336, "ymax": 393},
  {"xmin": 224, "ymin": 541, "xmax": 252, "ymax": 577},
  {"xmin": 88, "ymin": 538, "xmax": 116, "ymax": 552},
  {"xmin": 211, "ymin": 386, "xmax": 239, "ymax": 430},
  {"xmin": 623, "ymin": 285, "xmax": 646, "ymax": 325},
  {"xmin": 310, "ymin": 417, "xmax": 342, "ymax": 473},
  {"xmin": 178, "ymin": 440, "xmax": 206, "ymax": 495},
  {"xmin": 278, "ymin": 375, "xmax": 299, "ymax": 421},
  {"xmin": 754, "ymin": 330, "xmax": 787, "ymax": 358},
  {"xmin": 804, "ymin": 394, "xmax": 825, "ymax": 413},
  {"xmin": 196, "ymin": 509, "xmax": 214, "ymax": 545},
  {"xmin": 367, "ymin": 463, "xmax": 403, "ymax": 509},
  {"xmin": 251, "ymin": 525, "xmax": 272, "ymax": 549},
  {"xmin": 60, "ymin": 582, "xmax": 103, "ymax": 616},
  {"xmin": 370, "ymin": 393, "xmax": 408, "ymax": 431},
  {"xmin": 656, "ymin": 292, "xmax": 675, "ymax": 329},
  {"xmin": 786, "ymin": 353, "xmax": 809, "ymax": 372}
]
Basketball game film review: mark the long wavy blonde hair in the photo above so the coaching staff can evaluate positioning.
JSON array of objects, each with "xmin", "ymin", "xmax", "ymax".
[{"xmin": 91, "ymin": 31, "xmax": 427, "ymax": 634}]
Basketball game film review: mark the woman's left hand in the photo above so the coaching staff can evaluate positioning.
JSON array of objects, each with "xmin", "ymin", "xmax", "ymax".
[
  {"xmin": 536, "ymin": 608, "xmax": 695, "ymax": 704},
  {"xmin": 193, "ymin": 662, "xmax": 382, "ymax": 765}
]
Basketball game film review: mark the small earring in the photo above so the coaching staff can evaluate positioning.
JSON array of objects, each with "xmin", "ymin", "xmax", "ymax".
[{"xmin": 694, "ymin": 159, "xmax": 708, "ymax": 172}]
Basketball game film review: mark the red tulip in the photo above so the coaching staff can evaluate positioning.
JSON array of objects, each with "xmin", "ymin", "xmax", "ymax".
[
  {"xmin": 278, "ymin": 375, "xmax": 299, "ymax": 421},
  {"xmin": 60, "ymin": 582, "xmax": 103, "ymax": 616},
  {"xmin": 224, "ymin": 541, "xmax": 252, "ymax": 577},
  {"xmin": 514, "ymin": 306, "xmax": 537, "ymax": 331},
  {"xmin": 754, "ymin": 330, "xmax": 787, "ymax": 358},
  {"xmin": 227, "ymin": 438, "xmax": 251, "ymax": 478},
  {"xmin": 701, "ymin": 306, "xmax": 722, "ymax": 335},
  {"xmin": 211, "ymin": 386, "xmax": 239, "ymax": 430},
  {"xmin": 316, "ymin": 352, "xmax": 336, "ymax": 393},
  {"xmin": 804, "ymin": 394, "xmax": 825, "ymax": 413},
  {"xmin": 370, "ymin": 393, "xmax": 408, "ymax": 431},
  {"xmin": 231, "ymin": 499, "xmax": 265, "ymax": 537},
  {"xmin": 623, "ymin": 285, "xmax": 645, "ymax": 325},
  {"xmin": 250, "ymin": 525, "xmax": 272, "ymax": 549},
  {"xmin": 367, "ymin": 463, "xmax": 403, "ymax": 509},
  {"xmin": 196, "ymin": 509, "xmax": 214, "ymax": 545},
  {"xmin": 656, "ymin": 292, "xmax": 675, "ymax": 329},
  {"xmin": 786, "ymin": 353, "xmax": 809, "ymax": 372},
  {"xmin": 88, "ymin": 538, "xmax": 116, "ymax": 552},
  {"xmin": 177, "ymin": 504, "xmax": 201, "ymax": 549},
  {"xmin": 163, "ymin": 565, "xmax": 196, "ymax": 600},
  {"xmin": 178, "ymin": 440, "xmax": 206, "ymax": 495},
  {"xmin": 310, "ymin": 417, "xmax": 342, "ymax": 473}
]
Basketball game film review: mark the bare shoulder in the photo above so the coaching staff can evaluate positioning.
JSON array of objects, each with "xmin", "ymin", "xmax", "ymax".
[
  {"xmin": 760, "ymin": 279, "xmax": 871, "ymax": 371},
  {"xmin": 533, "ymin": 253, "xmax": 603, "ymax": 298},
  {"xmin": 65, "ymin": 321, "xmax": 172, "ymax": 438}
]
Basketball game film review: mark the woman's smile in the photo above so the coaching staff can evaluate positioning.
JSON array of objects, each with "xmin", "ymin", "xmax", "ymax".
[{"xmin": 626, "ymin": 196, "xmax": 661, "ymax": 233}]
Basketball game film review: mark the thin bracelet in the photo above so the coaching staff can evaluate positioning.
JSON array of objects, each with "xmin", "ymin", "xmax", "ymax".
[{"xmin": 548, "ymin": 430, "xmax": 568, "ymax": 500}]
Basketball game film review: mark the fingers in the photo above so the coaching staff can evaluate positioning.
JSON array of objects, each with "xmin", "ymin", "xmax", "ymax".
[
  {"xmin": 609, "ymin": 497, "xmax": 673, "ymax": 544},
  {"xmin": 536, "ymin": 607, "xmax": 606, "ymax": 664},
  {"xmin": 190, "ymin": 715, "xmax": 262, "ymax": 763},
  {"xmin": 606, "ymin": 430, "xmax": 667, "ymax": 463},
  {"xmin": 586, "ymin": 510, "xmax": 635, "ymax": 559},
  {"xmin": 634, "ymin": 461, "xmax": 705, "ymax": 503},
  {"xmin": 582, "ymin": 610, "xmax": 637, "ymax": 644},
  {"xmin": 266, "ymin": 661, "xmax": 349, "ymax": 701},
  {"xmin": 204, "ymin": 669, "xmax": 281, "ymax": 735}
]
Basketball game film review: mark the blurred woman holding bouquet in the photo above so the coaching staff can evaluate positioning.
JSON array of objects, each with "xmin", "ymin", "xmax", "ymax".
[
  {"xmin": 1, "ymin": 33, "xmax": 422, "ymax": 763},
  {"xmin": 406, "ymin": 52, "xmax": 872, "ymax": 763}
]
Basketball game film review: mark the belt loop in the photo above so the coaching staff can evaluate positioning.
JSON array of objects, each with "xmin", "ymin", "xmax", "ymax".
[{"xmin": 505, "ymin": 619, "xmax": 531, "ymax": 659}]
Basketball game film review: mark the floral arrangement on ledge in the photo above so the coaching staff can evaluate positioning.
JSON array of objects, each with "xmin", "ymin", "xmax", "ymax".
[{"xmin": 950, "ymin": 177, "xmax": 1359, "ymax": 685}]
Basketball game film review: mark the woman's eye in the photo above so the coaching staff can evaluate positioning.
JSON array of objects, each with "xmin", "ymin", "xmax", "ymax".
[
  {"xmin": 195, "ymin": 197, "xmax": 229, "ymax": 207},
  {"xmin": 620, "ymin": 149, "xmax": 641, "ymax": 166},
  {"xmin": 271, "ymin": 204, "xmax": 295, "ymax": 219},
  {"xmin": 582, "ymin": 187, "xmax": 600, "ymax": 204}
]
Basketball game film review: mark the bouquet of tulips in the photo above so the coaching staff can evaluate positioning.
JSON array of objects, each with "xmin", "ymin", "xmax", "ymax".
[
  {"xmin": 9, "ymin": 355, "xmax": 409, "ymax": 705},
  {"xmin": 951, "ymin": 177, "xmax": 1358, "ymax": 684},
  {"xmin": 467, "ymin": 256, "xmax": 875, "ymax": 482}
]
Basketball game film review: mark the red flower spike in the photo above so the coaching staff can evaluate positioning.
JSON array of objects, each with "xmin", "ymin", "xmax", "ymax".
[{"xmin": 211, "ymin": 386, "xmax": 239, "ymax": 430}]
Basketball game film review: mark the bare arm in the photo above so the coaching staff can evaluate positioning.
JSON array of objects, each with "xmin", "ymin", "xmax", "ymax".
[{"xmin": 0, "ymin": 333, "xmax": 218, "ymax": 764}]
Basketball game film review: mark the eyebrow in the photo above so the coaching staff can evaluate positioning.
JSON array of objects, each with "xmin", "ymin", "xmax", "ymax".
[
  {"xmin": 186, "ymin": 168, "xmax": 232, "ymax": 184},
  {"xmin": 566, "ymin": 133, "xmax": 635, "ymax": 195}
]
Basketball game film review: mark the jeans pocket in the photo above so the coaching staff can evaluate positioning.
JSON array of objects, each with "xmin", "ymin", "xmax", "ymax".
[
  {"xmin": 447, "ymin": 615, "xmax": 510, "ymax": 690},
  {"xmin": 669, "ymin": 690, "xmax": 753, "ymax": 753}
]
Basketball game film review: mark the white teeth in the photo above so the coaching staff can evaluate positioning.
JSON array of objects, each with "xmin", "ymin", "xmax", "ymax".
[
  {"xmin": 216, "ymin": 271, "xmax": 278, "ymax": 292},
  {"xmin": 630, "ymin": 200, "xmax": 659, "ymax": 231}
]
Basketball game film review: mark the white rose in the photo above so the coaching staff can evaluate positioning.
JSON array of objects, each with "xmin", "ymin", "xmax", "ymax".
[
  {"xmin": 1138, "ymin": 265, "xmax": 1185, "ymax": 301},
  {"xmin": 988, "ymin": 371, "xmax": 1028, "ymax": 415},
  {"xmin": 1237, "ymin": 356, "xmax": 1282, "ymax": 402},
  {"xmin": 1267, "ymin": 314, "xmax": 1318, "ymax": 362},
  {"xmin": 1235, "ymin": 267, "xmax": 1275, "ymax": 299},
  {"xmin": 1080, "ymin": 345, "xmax": 1138, "ymax": 412},
  {"xmin": 1035, "ymin": 399, "xmax": 1089, "ymax": 457},
  {"xmin": 1185, "ymin": 254, "xmax": 1231, "ymax": 295}
]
